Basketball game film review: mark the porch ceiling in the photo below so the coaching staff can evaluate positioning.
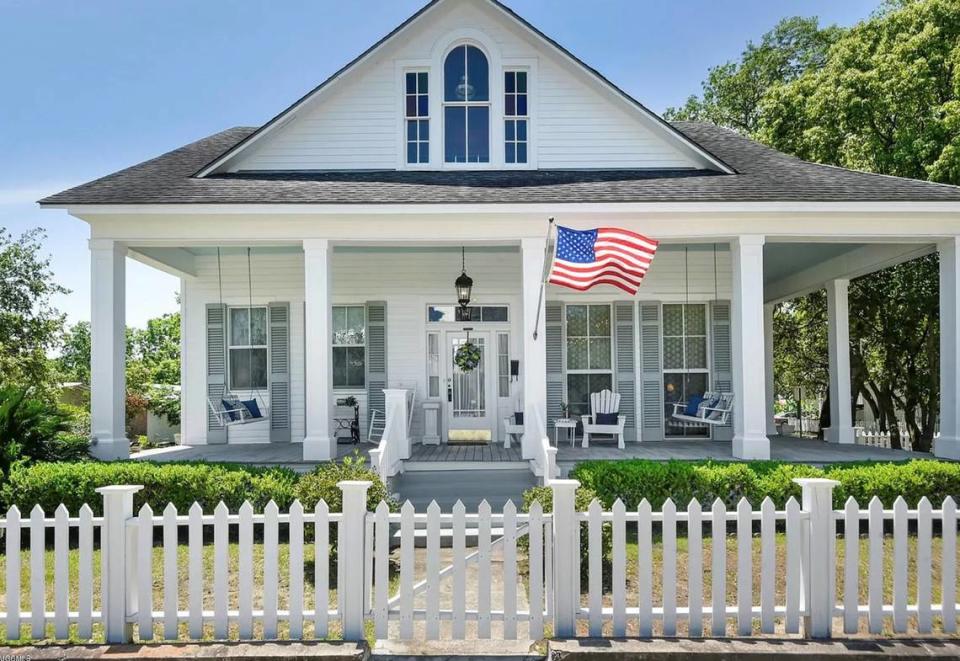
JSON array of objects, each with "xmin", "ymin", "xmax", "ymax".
[{"xmin": 762, "ymin": 243, "xmax": 862, "ymax": 285}]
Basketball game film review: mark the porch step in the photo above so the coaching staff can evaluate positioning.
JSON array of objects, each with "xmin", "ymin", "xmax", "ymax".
[{"xmin": 391, "ymin": 468, "xmax": 537, "ymax": 511}]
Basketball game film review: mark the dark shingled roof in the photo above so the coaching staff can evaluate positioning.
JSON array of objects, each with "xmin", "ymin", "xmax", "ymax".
[{"xmin": 39, "ymin": 122, "xmax": 960, "ymax": 206}]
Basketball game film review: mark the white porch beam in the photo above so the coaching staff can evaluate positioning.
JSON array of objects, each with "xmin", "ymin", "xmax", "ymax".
[
  {"xmin": 825, "ymin": 279, "xmax": 855, "ymax": 444},
  {"xmin": 937, "ymin": 238, "xmax": 960, "ymax": 459},
  {"xmin": 89, "ymin": 239, "xmax": 129, "ymax": 460},
  {"xmin": 303, "ymin": 239, "xmax": 333, "ymax": 461},
  {"xmin": 764, "ymin": 243, "xmax": 935, "ymax": 304},
  {"xmin": 127, "ymin": 247, "xmax": 198, "ymax": 279},
  {"xmin": 521, "ymin": 237, "xmax": 548, "ymax": 463},
  {"xmin": 731, "ymin": 235, "xmax": 771, "ymax": 459},
  {"xmin": 764, "ymin": 303, "xmax": 777, "ymax": 436}
]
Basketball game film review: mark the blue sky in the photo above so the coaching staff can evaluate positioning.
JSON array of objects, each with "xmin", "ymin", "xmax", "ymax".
[{"xmin": 0, "ymin": 0, "xmax": 878, "ymax": 328}]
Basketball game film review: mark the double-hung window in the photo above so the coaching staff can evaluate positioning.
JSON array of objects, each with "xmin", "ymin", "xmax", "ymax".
[
  {"xmin": 333, "ymin": 306, "xmax": 365, "ymax": 388},
  {"xmin": 228, "ymin": 307, "xmax": 268, "ymax": 391},
  {"xmin": 405, "ymin": 71, "xmax": 429, "ymax": 164},
  {"xmin": 662, "ymin": 303, "xmax": 710, "ymax": 437},
  {"xmin": 504, "ymin": 70, "xmax": 528, "ymax": 164},
  {"xmin": 443, "ymin": 45, "xmax": 490, "ymax": 163},
  {"xmin": 565, "ymin": 304, "xmax": 613, "ymax": 419}
]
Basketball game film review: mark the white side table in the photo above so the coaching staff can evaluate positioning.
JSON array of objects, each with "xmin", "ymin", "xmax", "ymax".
[{"xmin": 554, "ymin": 418, "xmax": 578, "ymax": 448}]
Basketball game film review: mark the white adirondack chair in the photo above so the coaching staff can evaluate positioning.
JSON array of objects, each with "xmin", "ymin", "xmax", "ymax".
[{"xmin": 581, "ymin": 389, "xmax": 626, "ymax": 449}]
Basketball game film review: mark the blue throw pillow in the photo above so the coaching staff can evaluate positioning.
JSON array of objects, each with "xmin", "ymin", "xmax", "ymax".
[
  {"xmin": 685, "ymin": 395, "xmax": 704, "ymax": 416},
  {"xmin": 514, "ymin": 412, "xmax": 524, "ymax": 425},
  {"xmin": 221, "ymin": 399, "xmax": 241, "ymax": 422},
  {"xmin": 241, "ymin": 399, "xmax": 263, "ymax": 419},
  {"xmin": 596, "ymin": 412, "xmax": 618, "ymax": 425}
]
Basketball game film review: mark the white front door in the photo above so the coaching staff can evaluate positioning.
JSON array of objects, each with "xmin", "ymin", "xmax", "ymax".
[{"xmin": 444, "ymin": 330, "xmax": 495, "ymax": 442}]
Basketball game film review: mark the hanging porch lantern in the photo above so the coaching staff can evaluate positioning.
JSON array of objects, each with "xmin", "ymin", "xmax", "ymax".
[{"xmin": 455, "ymin": 247, "xmax": 473, "ymax": 309}]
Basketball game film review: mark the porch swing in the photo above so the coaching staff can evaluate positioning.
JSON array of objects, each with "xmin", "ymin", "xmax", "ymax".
[
  {"xmin": 669, "ymin": 244, "xmax": 735, "ymax": 428},
  {"xmin": 206, "ymin": 248, "xmax": 270, "ymax": 427}
]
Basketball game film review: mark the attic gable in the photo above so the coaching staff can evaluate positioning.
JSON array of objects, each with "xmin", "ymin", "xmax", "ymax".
[{"xmin": 198, "ymin": 0, "xmax": 732, "ymax": 176}]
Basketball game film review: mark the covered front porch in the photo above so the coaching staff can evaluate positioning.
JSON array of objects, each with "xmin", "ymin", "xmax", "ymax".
[{"xmin": 84, "ymin": 215, "xmax": 960, "ymax": 478}]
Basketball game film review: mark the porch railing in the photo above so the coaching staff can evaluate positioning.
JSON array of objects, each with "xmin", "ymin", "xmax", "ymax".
[{"xmin": 369, "ymin": 389, "xmax": 410, "ymax": 478}]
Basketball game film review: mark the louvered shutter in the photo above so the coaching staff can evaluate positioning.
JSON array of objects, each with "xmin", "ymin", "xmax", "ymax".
[
  {"xmin": 614, "ymin": 302, "xmax": 637, "ymax": 442},
  {"xmin": 269, "ymin": 302, "xmax": 291, "ymax": 442},
  {"xmin": 639, "ymin": 302, "xmax": 663, "ymax": 441},
  {"xmin": 545, "ymin": 302, "xmax": 564, "ymax": 440},
  {"xmin": 365, "ymin": 302, "xmax": 388, "ymax": 426},
  {"xmin": 711, "ymin": 300, "xmax": 733, "ymax": 438},
  {"xmin": 206, "ymin": 303, "xmax": 228, "ymax": 444}
]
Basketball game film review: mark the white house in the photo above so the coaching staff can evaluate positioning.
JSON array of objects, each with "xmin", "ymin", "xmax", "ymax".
[{"xmin": 42, "ymin": 0, "xmax": 960, "ymax": 475}]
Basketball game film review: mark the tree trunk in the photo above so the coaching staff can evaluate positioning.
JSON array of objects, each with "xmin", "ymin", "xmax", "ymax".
[{"xmin": 818, "ymin": 392, "xmax": 830, "ymax": 441}]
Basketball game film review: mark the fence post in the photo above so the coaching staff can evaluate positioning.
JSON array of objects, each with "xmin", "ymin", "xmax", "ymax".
[
  {"xmin": 338, "ymin": 480, "xmax": 371, "ymax": 640},
  {"xmin": 544, "ymin": 446, "xmax": 558, "ymax": 485},
  {"xmin": 551, "ymin": 479, "xmax": 579, "ymax": 637},
  {"xmin": 96, "ymin": 485, "xmax": 143, "ymax": 643},
  {"xmin": 794, "ymin": 478, "xmax": 839, "ymax": 639}
]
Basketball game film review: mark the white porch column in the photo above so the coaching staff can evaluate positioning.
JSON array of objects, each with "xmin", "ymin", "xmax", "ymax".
[
  {"xmin": 731, "ymin": 235, "xmax": 771, "ymax": 459},
  {"xmin": 521, "ymin": 237, "xmax": 548, "ymax": 462},
  {"xmin": 303, "ymin": 239, "xmax": 333, "ymax": 460},
  {"xmin": 937, "ymin": 237, "xmax": 960, "ymax": 459},
  {"xmin": 89, "ymin": 239, "xmax": 129, "ymax": 460},
  {"xmin": 764, "ymin": 303, "xmax": 777, "ymax": 436},
  {"xmin": 825, "ymin": 279, "xmax": 855, "ymax": 444}
]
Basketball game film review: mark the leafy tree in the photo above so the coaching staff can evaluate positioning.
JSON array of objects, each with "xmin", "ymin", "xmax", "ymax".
[
  {"xmin": 0, "ymin": 228, "xmax": 67, "ymax": 397},
  {"xmin": 58, "ymin": 320, "xmax": 91, "ymax": 385},
  {"xmin": 664, "ymin": 17, "xmax": 841, "ymax": 133},
  {"xmin": 57, "ymin": 310, "xmax": 181, "ymax": 429},
  {"xmin": 671, "ymin": 0, "xmax": 960, "ymax": 450}
]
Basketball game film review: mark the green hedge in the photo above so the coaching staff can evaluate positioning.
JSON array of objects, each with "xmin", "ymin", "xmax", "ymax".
[
  {"xmin": 1, "ymin": 455, "xmax": 391, "ymax": 515},
  {"xmin": 569, "ymin": 459, "xmax": 960, "ymax": 509}
]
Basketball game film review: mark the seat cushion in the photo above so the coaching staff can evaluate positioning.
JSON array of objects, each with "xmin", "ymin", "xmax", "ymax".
[
  {"xmin": 241, "ymin": 399, "xmax": 263, "ymax": 419},
  {"xmin": 684, "ymin": 395, "xmax": 704, "ymax": 416},
  {"xmin": 221, "ymin": 398, "xmax": 241, "ymax": 422},
  {"xmin": 595, "ymin": 412, "xmax": 618, "ymax": 425}
]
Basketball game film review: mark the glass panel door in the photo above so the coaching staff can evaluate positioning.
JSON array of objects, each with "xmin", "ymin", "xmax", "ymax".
[{"xmin": 445, "ymin": 331, "xmax": 493, "ymax": 442}]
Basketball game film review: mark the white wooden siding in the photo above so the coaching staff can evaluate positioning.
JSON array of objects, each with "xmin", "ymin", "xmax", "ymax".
[
  {"xmin": 182, "ymin": 246, "xmax": 731, "ymax": 444},
  {"xmin": 228, "ymin": 0, "xmax": 699, "ymax": 172}
]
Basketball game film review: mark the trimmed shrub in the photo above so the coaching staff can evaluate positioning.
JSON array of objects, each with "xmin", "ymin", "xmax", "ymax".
[
  {"xmin": 2, "ymin": 461, "xmax": 299, "ymax": 515},
  {"xmin": 522, "ymin": 484, "xmax": 611, "ymax": 579},
  {"xmin": 569, "ymin": 459, "xmax": 960, "ymax": 509},
  {"xmin": 293, "ymin": 452, "xmax": 395, "ymax": 513}
]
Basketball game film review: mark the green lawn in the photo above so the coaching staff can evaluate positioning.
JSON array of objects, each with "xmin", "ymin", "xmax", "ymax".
[
  {"xmin": 580, "ymin": 533, "xmax": 960, "ymax": 638},
  {"xmin": 1, "ymin": 533, "xmax": 956, "ymax": 643}
]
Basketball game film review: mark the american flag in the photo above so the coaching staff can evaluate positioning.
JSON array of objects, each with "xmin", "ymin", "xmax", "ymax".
[{"xmin": 548, "ymin": 226, "xmax": 659, "ymax": 295}]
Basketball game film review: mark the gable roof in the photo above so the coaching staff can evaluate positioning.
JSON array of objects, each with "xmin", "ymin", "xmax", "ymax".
[
  {"xmin": 38, "ymin": 122, "xmax": 960, "ymax": 206},
  {"xmin": 193, "ymin": 0, "xmax": 734, "ymax": 177}
]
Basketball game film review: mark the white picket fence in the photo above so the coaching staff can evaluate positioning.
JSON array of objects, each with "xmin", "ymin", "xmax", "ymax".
[
  {"xmin": 0, "ymin": 479, "xmax": 957, "ymax": 644},
  {"xmin": 856, "ymin": 425, "xmax": 915, "ymax": 451}
]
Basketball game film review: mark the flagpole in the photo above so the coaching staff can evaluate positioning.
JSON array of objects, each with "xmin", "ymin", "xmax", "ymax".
[{"xmin": 532, "ymin": 217, "xmax": 555, "ymax": 340}]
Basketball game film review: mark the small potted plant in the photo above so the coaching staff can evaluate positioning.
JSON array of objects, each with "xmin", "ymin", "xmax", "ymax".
[{"xmin": 560, "ymin": 401, "xmax": 570, "ymax": 419}]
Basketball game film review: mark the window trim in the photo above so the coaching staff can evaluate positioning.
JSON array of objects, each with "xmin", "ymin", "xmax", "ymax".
[
  {"xmin": 227, "ymin": 305, "xmax": 269, "ymax": 392},
  {"xmin": 661, "ymin": 303, "xmax": 713, "ymax": 439},
  {"xmin": 403, "ymin": 69, "xmax": 430, "ymax": 166},
  {"xmin": 441, "ymin": 43, "xmax": 492, "ymax": 166},
  {"xmin": 332, "ymin": 304, "xmax": 366, "ymax": 390},
  {"xmin": 503, "ymin": 69, "xmax": 530, "ymax": 167},
  {"xmin": 563, "ymin": 303, "xmax": 615, "ymax": 418}
]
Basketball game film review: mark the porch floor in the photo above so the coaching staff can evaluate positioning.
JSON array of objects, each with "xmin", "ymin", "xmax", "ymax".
[{"xmin": 132, "ymin": 434, "xmax": 927, "ymax": 470}]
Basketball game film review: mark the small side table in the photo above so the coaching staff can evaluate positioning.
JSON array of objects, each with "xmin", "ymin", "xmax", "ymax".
[{"xmin": 554, "ymin": 418, "xmax": 578, "ymax": 448}]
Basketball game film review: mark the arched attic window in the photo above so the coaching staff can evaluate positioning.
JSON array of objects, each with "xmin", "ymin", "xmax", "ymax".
[{"xmin": 443, "ymin": 44, "xmax": 490, "ymax": 164}]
